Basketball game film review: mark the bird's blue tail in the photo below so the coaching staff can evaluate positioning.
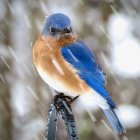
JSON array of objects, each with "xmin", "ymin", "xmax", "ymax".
[{"xmin": 103, "ymin": 108, "xmax": 125, "ymax": 134}]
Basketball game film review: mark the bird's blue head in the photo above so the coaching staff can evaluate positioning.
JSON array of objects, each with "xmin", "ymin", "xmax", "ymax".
[{"xmin": 42, "ymin": 13, "xmax": 73, "ymax": 38}]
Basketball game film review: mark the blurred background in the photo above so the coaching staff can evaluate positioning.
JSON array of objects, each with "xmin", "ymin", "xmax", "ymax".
[{"xmin": 0, "ymin": 0, "xmax": 140, "ymax": 140}]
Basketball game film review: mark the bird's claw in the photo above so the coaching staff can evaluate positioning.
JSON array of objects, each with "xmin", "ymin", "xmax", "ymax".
[
  {"xmin": 54, "ymin": 93, "xmax": 79, "ymax": 104},
  {"xmin": 53, "ymin": 93, "xmax": 79, "ymax": 112}
]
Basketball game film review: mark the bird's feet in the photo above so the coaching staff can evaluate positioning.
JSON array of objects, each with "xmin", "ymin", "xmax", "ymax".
[
  {"xmin": 54, "ymin": 93, "xmax": 79, "ymax": 104},
  {"xmin": 53, "ymin": 93, "xmax": 79, "ymax": 113}
]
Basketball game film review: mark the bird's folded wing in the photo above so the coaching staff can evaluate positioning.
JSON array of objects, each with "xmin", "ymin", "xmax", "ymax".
[{"xmin": 61, "ymin": 40, "xmax": 116, "ymax": 108}]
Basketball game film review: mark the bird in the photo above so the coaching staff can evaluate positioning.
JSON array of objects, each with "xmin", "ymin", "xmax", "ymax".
[{"xmin": 33, "ymin": 13, "xmax": 125, "ymax": 135}]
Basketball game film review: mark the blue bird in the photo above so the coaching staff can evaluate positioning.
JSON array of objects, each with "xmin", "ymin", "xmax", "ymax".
[{"xmin": 33, "ymin": 13, "xmax": 125, "ymax": 134}]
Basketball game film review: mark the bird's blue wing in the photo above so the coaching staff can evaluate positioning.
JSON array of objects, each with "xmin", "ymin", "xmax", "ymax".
[{"xmin": 61, "ymin": 39, "xmax": 116, "ymax": 108}]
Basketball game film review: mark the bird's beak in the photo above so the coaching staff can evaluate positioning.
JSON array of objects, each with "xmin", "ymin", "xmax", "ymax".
[
  {"xmin": 57, "ymin": 27, "xmax": 73, "ymax": 39},
  {"xmin": 58, "ymin": 26, "xmax": 72, "ymax": 36},
  {"xmin": 62, "ymin": 27, "xmax": 72, "ymax": 34}
]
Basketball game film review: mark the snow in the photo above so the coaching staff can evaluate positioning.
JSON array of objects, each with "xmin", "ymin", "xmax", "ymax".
[
  {"xmin": 1, "ymin": 56, "xmax": 11, "ymax": 69},
  {"xmin": 112, "ymin": 38, "xmax": 140, "ymax": 76},
  {"xmin": 52, "ymin": 59, "xmax": 65, "ymax": 75},
  {"xmin": 108, "ymin": 14, "xmax": 140, "ymax": 77},
  {"xmin": 68, "ymin": 49, "xmax": 79, "ymax": 62},
  {"xmin": 0, "ymin": 74, "xmax": 6, "ymax": 84},
  {"xmin": 1, "ymin": 1, "xmax": 140, "ymax": 139},
  {"xmin": 117, "ymin": 104, "xmax": 140, "ymax": 129},
  {"xmin": 108, "ymin": 14, "xmax": 131, "ymax": 43}
]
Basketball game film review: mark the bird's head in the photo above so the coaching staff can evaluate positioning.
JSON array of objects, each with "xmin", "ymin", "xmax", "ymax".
[{"xmin": 42, "ymin": 13, "xmax": 73, "ymax": 38}]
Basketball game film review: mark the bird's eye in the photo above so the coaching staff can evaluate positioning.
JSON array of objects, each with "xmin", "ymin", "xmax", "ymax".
[{"xmin": 50, "ymin": 26, "xmax": 57, "ymax": 33}]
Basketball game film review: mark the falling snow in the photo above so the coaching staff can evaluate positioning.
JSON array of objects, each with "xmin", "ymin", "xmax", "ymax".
[
  {"xmin": 52, "ymin": 59, "xmax": 65, "ymax": 75},
  {"xmin": 0, "ymin": 0, "xmax": 140, "ymax": 140}
]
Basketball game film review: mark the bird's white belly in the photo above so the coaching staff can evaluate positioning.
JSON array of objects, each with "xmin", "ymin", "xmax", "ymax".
[
  {"xmin": 80, "ymin": 91, "xmax": 109, "ymax": 109},
  {"xmin": 37, "ymin": 68, "xmax": 109, "ymax": 108},
  {"xmin": 37, "ymin": 68, "xmax": 76, "ymax": 96}
]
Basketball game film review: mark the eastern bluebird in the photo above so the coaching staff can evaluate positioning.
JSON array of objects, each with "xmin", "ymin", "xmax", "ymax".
[{"xmin": 33, "ymin": 13, "xmax": 125, "ymax": 134}]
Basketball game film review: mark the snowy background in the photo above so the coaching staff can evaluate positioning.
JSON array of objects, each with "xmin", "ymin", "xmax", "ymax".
[{"xmin": 0, "ymin": 0, "xmax": 140, "ymax": 140}]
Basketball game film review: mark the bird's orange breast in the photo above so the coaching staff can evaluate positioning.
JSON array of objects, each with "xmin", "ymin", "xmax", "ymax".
[{"xmin": 33, "ymin": 34, "xmax": 92, "ymax": 96}]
